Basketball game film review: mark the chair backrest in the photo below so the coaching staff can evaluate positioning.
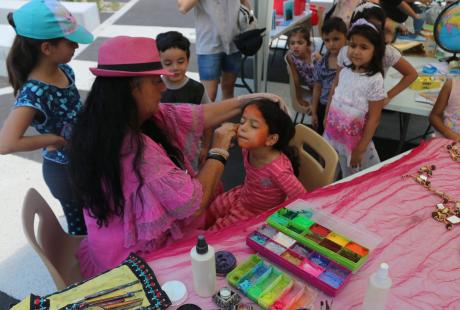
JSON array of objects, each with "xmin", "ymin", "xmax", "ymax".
[
  {"xmin": 22, "ymin": 188, "xmax": 84, "ymax": 290},
  {"xmin": 284, "ymin": 54, "xmax": 310, "ymax": 115},
  {"xmin": 290, "ymin": 124, "xmax": 338, "ymax": 191}
]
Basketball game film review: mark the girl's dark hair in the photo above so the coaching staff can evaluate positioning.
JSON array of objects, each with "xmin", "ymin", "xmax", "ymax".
[
  {"xmin": 346, "ymin": 24, "xmax": 385, "ymax": 77},
  {"xmin": 350, "ymin": 2, "xmax": 386, "ymax": 33},
  {"xmin": 69, "ymin": 77, "xmax": 184, "ymax": 227},
  {"xmin": 6, "ymin": 12, "xmax": 62, "ymax": 96},
  {"xmin": 244, "ymin": 100, "xmax": 300, "ymax": 176},
  {"xmin": 287, "ymin": 26, "xmax": 311, "ymax": 46},
  {"xmin": 156, "ymin": 31, "xmax": 191, "ymax": 59}
]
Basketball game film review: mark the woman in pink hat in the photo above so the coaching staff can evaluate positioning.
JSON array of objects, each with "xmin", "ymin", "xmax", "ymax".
[{"xmin": 69, "ymin": 36, "xmax": 286, "ymax": 278}]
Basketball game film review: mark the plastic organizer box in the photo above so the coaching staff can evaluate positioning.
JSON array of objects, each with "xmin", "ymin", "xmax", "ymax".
[
  {"xmin": 226, "ymin": 254, "xmax": 316, "ymax": 309},
  {"xmin": 266, "ymin": 199, "xmax": 381, "ymax": 272},
  {"xmin": 247, "ymin": 224, "xmax": 352, "ymax": 296}
]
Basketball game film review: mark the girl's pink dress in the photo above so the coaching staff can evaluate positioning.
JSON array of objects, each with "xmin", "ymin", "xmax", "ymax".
[
  {"xmin": 77, "ymin": 104, "xmax": 205, "ymax": 278},
  {"xmin": 207, "ymin": 149, "xmax": 306, "ymax": 230}
]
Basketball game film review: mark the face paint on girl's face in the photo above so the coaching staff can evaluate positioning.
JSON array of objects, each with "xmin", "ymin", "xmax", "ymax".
[{"xmin": 237, "ymin": 105, "xmax": 270, "ymax": 149}]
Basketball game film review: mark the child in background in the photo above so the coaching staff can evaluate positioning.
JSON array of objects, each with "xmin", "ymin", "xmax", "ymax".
[
  {"xmin": 285, "ymin": 27, "xmax": 316, "ymax": 112},
  {"xmin": 324, "ymin": 19, "xmax": 386, "ymax": 178},
  {"xmin": 156, "ymin": 31, "xmax": 212, "ymax": 168},
  {"xmin": 429, "ymin": 78, "xmax": 460, "ymax": 141},
  {"xmin": 206, "ymin": 100, "xmax": 306, "ymax": 230},
  {"xmin": 311, "ymin": 17, "xmax": 347, "ymax": 134},
  {"xmin": 337, "ymin": 2, "xmax": 417, "ymax": 105},
  {"xmin": 0, "ymin": 0, "xmax": 93, "ymax": 235}
]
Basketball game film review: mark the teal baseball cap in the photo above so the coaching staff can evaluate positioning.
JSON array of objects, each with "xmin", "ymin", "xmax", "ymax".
[{"xmin": 12, "ymin": 0, "xmax": 93, "ymax": 44}]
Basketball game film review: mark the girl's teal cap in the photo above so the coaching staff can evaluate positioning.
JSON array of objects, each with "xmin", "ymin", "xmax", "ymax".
[{"xmin": 12, "ymin": 0, "xmax": 94, "ymax": 44}]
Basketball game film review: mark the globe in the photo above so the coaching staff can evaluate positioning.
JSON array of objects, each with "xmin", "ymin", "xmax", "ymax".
[{"xmin": 434, "ymin": 1, "xmax": 460, "ymax": 61}]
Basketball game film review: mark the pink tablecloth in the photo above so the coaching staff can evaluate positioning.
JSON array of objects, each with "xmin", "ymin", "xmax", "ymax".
[{"xmin": 148, "ymin": 138, "xmax": 460, "ymax": 310}]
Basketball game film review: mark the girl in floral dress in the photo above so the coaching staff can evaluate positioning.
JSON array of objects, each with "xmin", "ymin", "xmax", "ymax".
[
  {"xmin": 285, "ymin": 27, "xmax": 316, "ymax": 113},
  {"xmin": 324, "ymin": 18, "xmax": 386, "ymax": 178}
]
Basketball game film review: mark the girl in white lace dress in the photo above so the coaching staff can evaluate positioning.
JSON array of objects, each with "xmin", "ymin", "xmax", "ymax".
[{"xmin": 324, "ymin": 19, "xmax": 386, "ymax": 178}]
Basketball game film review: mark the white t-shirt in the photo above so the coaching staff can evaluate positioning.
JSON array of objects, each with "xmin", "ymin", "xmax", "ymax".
[
  {"xmin": 194, "ymin": 0, "xmax": 240, "ymax": 55},
  {"xmin": 337, "ymin": 44, "xmax": 401, "ymax": 75}
]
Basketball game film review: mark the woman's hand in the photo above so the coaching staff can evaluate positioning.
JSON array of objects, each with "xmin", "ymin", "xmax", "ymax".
[
  {"xmin": 46, "ymin": 135, "xmax": 67, "ymax": 151},
  {"xmin": 350, "ymin": 147, "xmax": 364, "ymax": 169},
  {"xmin": 211, "ymin": 123, "xmax": 238, "ymax": 150},
  {"xmin": 238, "ymin": 93, "xmax": 289, "ymax": 113}
]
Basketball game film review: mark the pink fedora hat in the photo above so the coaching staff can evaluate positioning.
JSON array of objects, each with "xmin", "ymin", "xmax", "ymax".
[{"xmin": 90, "ymin": 36, "xmax": 172, "ymax": 77}]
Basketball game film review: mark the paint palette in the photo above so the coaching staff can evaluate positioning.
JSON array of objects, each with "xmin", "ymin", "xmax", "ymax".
[
  {"xmin": 247, "ymin": 225, "xmax": 352, "ymax": 296},
  {"xmin": 226, "ymin": 254, "xmax": 316, "ymax": 309},
  {"xmin": 266, "ymin": 203, "xmax": 380, "ymax": 271}
]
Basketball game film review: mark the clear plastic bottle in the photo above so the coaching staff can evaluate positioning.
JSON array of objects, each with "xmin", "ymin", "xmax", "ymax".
[
  {"xmin": 362, "ymin": 263, "xmax": 392, "ymax": 310},
  {"xmin": 190, "ymin": 235, "xmax": 216, "ymax": 297}
]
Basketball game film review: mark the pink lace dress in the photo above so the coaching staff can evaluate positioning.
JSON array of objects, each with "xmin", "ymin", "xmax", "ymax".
[
  {"xmin": 206, "ymin": 149, "xmax": 306, "ymax": 230},
  {"xmin": 77, "ymin": 104, "xmax": 205, "ymax": 278},
  {"xmin": 324, "ymin": 68, "xmax": 385, "ymax": 177}
]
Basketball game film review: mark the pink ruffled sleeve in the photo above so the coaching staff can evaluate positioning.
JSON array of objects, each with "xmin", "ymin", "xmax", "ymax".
[
  {"xmin": 154, "ymin": 104, "xmax": 204, "ymax": 170},
  {"xmin": 121, "ymin": 135, "xmax": 203, "ymax": 249}
]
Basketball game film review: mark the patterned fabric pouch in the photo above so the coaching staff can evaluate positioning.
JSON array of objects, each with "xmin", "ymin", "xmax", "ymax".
[{"xmin": 10, "ymin": 253, "xmax": 171, "ymax": 310}]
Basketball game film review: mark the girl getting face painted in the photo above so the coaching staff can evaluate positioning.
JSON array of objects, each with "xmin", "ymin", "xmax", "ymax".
[{"xmin": 238, "ymin": 104, "xmax": 276, "ymax": 149}]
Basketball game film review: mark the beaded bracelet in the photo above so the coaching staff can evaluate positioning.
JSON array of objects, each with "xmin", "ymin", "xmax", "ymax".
[
  {"xmin": 208, "ymin": 148, "xmax": 230, "ymax": 160},
  {"xmin": 207, "ymin": 153, "xmax": 227, "ymax": 165}
]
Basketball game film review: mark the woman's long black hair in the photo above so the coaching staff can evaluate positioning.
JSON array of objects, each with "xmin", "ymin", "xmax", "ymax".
[
  {"xmin": 69, "ymin": 77, "xmax": 183, "ymax": 227},
  {"xmin": 346, "ymin": 23, "xmax": 385, "ymax": 77},
  {"xmin": 245, "ymin": 100, "xmax": 300, "ymax": 176}
]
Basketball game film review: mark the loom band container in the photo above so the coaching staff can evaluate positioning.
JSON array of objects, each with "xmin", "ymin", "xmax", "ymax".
[
  {"xmin": 247, "ymin": 266, "xmax": 283, "ymax": 302},
  {"xmin": 236, "ymin": 261, "xmax": 270, "ymax": 294},
  {"xmin": 268, "ymin": 281, "xmax": 316, "ymax": 310},
  {"xmin": 246, "ymin": 228, "xmax": 353, "ymax": 296},
  {"xmin": 267, "ymin": 200, "xmax": 381, "ymax": 272},
  {"xmin": 226, "ymin": 254, "xmax": 263, "ymax": 287},
  {"xmin": 258, "ymin": 273, "xmax": 294, "ymax": 309}
]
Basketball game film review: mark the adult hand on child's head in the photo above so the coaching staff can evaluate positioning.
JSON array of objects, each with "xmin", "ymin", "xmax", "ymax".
[
  {"xmin": 212, "ymin": 123, "xmax": 238, "ymax": 151},
  {"xmin": 237, "ymin": 93, "xmax": 289, "ymax": 113}
]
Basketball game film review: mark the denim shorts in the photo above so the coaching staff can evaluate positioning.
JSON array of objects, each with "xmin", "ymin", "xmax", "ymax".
[{"xmin": 197, "ymin": 52, "xmax": 241, "ymax": 80}]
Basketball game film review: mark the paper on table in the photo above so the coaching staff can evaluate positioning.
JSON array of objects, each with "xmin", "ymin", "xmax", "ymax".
[{"xmin": 415, "ymin": 89, "xmax": 440, "ymax": 105}]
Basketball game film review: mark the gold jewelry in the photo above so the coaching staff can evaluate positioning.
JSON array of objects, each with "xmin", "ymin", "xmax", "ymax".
[
  {"xmin": 403, "ymin": 164, "xmax": 460, "ymax": 230},
  {"xmin": 447, "ymin": 142, "xmax": 460, "ymax": 162}
]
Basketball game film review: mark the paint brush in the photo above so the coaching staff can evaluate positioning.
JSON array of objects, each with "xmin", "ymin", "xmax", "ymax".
[
  {"xmin": 83, "ymin": 290, "xmax": 143, "ymax": 307},
  {"xmin": 103, "ymin": 297, "xmax": 144, "ymax": 310},
  {"xmin": 74, "ymin": 280, "xmax": 139, "ymax": 304}
]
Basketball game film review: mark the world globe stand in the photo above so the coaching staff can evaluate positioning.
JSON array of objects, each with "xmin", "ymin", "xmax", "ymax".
[{"xmin": 433, "ymin": 0, "xmax": 460, "ymax": 64}]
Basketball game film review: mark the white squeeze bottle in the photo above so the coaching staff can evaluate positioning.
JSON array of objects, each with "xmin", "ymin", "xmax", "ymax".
[
  {"xmin": 190, "ymin": 235, "xmax": 216, "ymax": 297},
  {"xmin": 362, "ymin": 263, "xmax": 392, "ymax": 310}
]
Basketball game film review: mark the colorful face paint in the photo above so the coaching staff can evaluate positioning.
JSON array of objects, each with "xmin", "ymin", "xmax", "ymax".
[{"xmin": 237, "ymin": 105, "xmax": 270, "ymax": 149}]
